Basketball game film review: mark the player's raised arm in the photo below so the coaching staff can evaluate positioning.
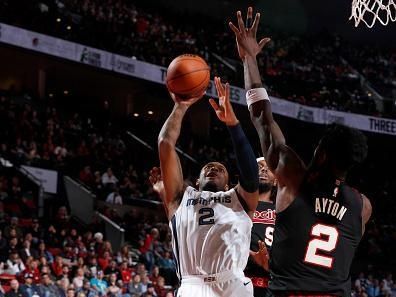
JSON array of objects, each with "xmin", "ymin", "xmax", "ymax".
[
  {"xmin": 209, "ymin": 77, "xmax": 259, "ymax": 214},
  {"xmin": 229, "ymin": 7, "xmax": 306, "ymax": 201},
  {"xmin": 158, "ymin": 92, "xmax": 203, "ymax": 219}
]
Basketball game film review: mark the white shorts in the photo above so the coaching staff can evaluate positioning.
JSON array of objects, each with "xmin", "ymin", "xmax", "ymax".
[{"xmin": 176, "ymin": 270, "xmax": 254, "ymax": 297}]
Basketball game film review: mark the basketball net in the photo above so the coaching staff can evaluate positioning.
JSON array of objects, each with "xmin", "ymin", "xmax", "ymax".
[{"xmin": 350, "ymin": 0, "xmax": 396, "ymax": 27}]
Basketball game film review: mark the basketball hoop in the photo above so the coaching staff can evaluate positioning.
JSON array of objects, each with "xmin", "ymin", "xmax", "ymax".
[{"xmin": 350, "ymin": 0, "xmax": 396, "ymax": 27}]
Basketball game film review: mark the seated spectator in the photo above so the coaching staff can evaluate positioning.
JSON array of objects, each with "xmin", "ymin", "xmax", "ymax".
[
  {"xmin": 146, "ymin": 283, "xmax": 158, "ymax": 297},
  {"xmin": 104, "ymin": 260, "xmax": 121, "ymax": 280},
  {"xmin": 98, "ymin": 251, "xmax": 111, "ymax": 271},
  {"xmin": 102, "ymin": 168, "xmax": 118, "ymax": 187},
  {"xmin": 66, "ymin": 287, "xmax": 75, "ymax": 297},
  {"xmin": 19, "ymin": 240, "xmax": 38, "ymax": 262},
  {"xmin": 120, "ymin": 261, "xmax": 133, "ymax": 284},
  {"xmin": 106, "ymin": 188, "xmax": 123, "ymax": 205},
  {"xmin": 20, "ymin": 273, "xmax": 40, "ymax": 297},
  {"xmin": 157, "ymin": 252, "xmax": 174, "ymax": 271},
  {"xmin": 150, "ymin": 266, "xmax": 161, "ymax": 286},
  {"xmin": 72, "ymin": 267, "xmax": 85, "ymax": 289},
  {"xmin": 77, "ymin": 279, "xmax": 97, "ymax": 297},
  {"xmin": 128, "ymin": 274, "xmax": 144, "ymax": 297},
  {"xmin": 37, "ymin": 242, "xmax": 54, "ymax": 264},
  {"xmin": 79, "ymin": 166, "xmax": 94, "ymax": 187},
  {"xmin": 106, "ymin": 273, "xmax": 122, "ymax": 296},
  {"xmin": 90, "ymin": 270, "xmax": 108, "ymax": 296},
  {"xmin": 29, "ymin": 220, "xmax": 44, "ymax": 245},
  {"xmin": 51, "ymin": 256, "xmax": 64, "ymax": 277},
  {"xmin": 38, "ymin": 273, "xmax": 59, "ymax": 297},
  {"xmin": 22, "ymin": 259, "xmax": 40, "ymax": 284},
  {"xmin": 154, "ymin": 277, "xmax": 167, "ymax": 297},
  {"xmin": 4, "ymin": 217, "xmax": 23, "ymax": 239},
  {"xmin": 6, "ymin": 252, "xmax": 25, "ymax": 275},
  {"xmin": 5, "ymin": 279, "xmax": 23, "ymax": 297}
]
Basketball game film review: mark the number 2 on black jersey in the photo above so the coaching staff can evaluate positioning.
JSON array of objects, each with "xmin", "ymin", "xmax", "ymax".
[{"xmin": 304, "ymin": 223, "xmax": 339, "ymax": 268}]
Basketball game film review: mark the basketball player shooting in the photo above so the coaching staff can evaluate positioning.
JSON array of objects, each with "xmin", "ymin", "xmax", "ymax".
[
  {"xmin": 157, "ymin": 77, "xmax": 259, "ymax": 297},
  {"xmin": 229, "ymin": 7, "xmax": 372, "ymax": 297}
]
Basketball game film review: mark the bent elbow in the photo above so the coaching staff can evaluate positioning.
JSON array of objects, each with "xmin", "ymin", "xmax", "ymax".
[{"xmin": 158, "ymin": 137, "xmax": 175, "ymax": 154}]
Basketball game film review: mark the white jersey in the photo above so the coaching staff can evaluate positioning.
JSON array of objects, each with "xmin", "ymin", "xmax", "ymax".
[{"xmin": 169, "ymin": 186, "xmax": 252, "ymax": 279}]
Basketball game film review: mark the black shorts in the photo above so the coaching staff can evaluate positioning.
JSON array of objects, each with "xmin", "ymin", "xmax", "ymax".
[{"xmin": 254, "ymin": 287, "xmax": 274, "ymax": 297}]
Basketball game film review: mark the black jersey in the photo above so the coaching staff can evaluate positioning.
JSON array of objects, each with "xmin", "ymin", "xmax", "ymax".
[
  {"xmin": 269, "ymin": 178, "xmax": 363, "ymax": 296},
  {"xmin": 245, "ymin": 201, "xmax": 276, "ymax": 279}
]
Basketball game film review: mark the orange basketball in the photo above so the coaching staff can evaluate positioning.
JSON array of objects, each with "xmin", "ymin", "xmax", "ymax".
[{"xmin": 166, "ymin": 54, "xmax": 210, "ymax": 100}]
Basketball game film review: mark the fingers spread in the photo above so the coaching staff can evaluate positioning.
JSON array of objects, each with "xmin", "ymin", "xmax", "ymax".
[
  {"xmin": 229, "ymin": 22, "xmax": 240, "ymax": 36},
  {"xmin": 237, "ymin": 11, "xmax": 246, "ymax": 35},
  {"xmin": 258, "ymin": 37, "xmax": 271, "ymax": 50},
  {"xmin": 251, "ymin": 12, "xmax": 261, "ymax": 36}
]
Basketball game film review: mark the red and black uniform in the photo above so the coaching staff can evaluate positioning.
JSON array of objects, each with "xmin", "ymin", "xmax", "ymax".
[
  {"xmin": 245, "ymin": 201, "xmax": 276, "ymax": 297},
  {"xmin": 269, "ymin": 177, "xmax": 363, "ymax": 297}
]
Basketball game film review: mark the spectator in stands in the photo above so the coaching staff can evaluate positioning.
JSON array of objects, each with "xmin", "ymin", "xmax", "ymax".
[
  {"xmin": 98, "ymin": 252, "xmax": 111, "ymax": 272},
  {"xmin": 140, "ymin": 228, "xmax": 159, "ymax": 273},
  {"xmin": 104, "ymin": 260, "xmax": 120, "ymax": 280},
  {"xmin": 154, "ymin": 277, "xmax": 167, "ymax": 297},
  {"xmin": 37, "ymin": 242, "xmax": 53, "ymax": 264},
  {"xmin": 5, "ymin": 279, "xmax": 23, "ymax": 297},
  {"xmin": 72, "ymin": 267, "xmax": 85, "ymax": 289},
  {"xmin": 102, "ymin": 168, "xmax": 118, "ymax": 187},
  {"xmin": 54, "ymin": 207, "xmax": 71, "ymax": 230},
  {"xmin": 19, "ymin": 240, "xmax": 38, "ymax": 262},
  {"xmin": 79, "ymin": 166, "xmax": 94, "ymax": 188},
  {"xmin": 116, "ymin": 245, "xmax": 134, "ymax": 266},
  {"xmin": 366, "ymin": 278, "xmax": 380, "ymax": 297},
  {"xmin": 157, "ymin": 252, "xmax": 174, "ymax": 273},
  {"xmin": 52, "ymin": 256, "xmax": 64, "ymax": 277},
  {"xmin": 146, "ymin": 283, "xmax": 158, "ymax": 297},
  {"xmin": 38, "ymin": 273, "xmax": 58, "ymax": 296},
  {"xmin": 106, "ymin": 188, "xmax": 123, "ymax": 205},
  {"xmin": 107, "ymin": 273, "xmax": 122, "ymax": 296},
  {"xmin": 128, "ymin": 274, "xmax": 144, "ymax": 297},
  {"xmin": 382, "ymin": 274, "xmax": 393, "ymax": 296},
  {"xmin": 29, "ymin": 219, "xmax": 44, "ymax": 246},
  {"xmin": 22, "ymin": 259, "xmax": 40, "ymax": 284},
  {"xmin": 77, "ymin": 279, "xmax": 96, "ymax": 297},
  {"xmin": 120, "ymin": 261, "xmax": 132, "ymax": 284},
  {"xmin": 66, "ymin": 287, "xmax": 75, "ymax": 297},
  {"xmin": 6, "ymin": 252, "xmax": 25, "ymax": 275},
  {"xmin": 20, "ymin": 273, "xmax": 40, "ymax": 297},
  {"xmin": 150, "ymin": 267, "xmax": 161, "ymax": 286},
  {"xmin": 4, "ymin": 217, "xmax": 23, "ymax": 239},
  {"xmin": 90, "ymin": 270, "xmax": 108, "ymax": 295},
  {"xmin": 88, "ymin": 256, "xmax": 99, "ymax": 277},
  {"xmin": 140, "ymin": 273, "xmax": 151, "ymax": 293}
]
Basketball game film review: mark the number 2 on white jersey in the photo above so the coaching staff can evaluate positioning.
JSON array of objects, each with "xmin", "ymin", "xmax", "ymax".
[{"xmin": 304, "ymin": 224, "xmax": 339, "ymax": 268}]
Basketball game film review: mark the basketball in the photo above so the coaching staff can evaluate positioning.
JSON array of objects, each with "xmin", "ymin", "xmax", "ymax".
[{"xmin": 166, "ymin": 54, "xmax": 210, "ymax": 100}]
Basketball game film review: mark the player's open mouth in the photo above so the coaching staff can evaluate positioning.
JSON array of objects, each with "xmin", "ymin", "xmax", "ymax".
[{"xmin": 206, "ymin": 172, "xmax": 218, "ymax": 178}]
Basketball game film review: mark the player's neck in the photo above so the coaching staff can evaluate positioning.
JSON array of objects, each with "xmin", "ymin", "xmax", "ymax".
[{"xmin": 258, "ymin": 192, "xmax": 272, "ymax": 202}]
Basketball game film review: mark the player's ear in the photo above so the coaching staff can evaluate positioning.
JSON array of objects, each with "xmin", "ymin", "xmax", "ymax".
[
  {"xmin": 195, "ymin": 179, "xmax": 200, "ymax": 188},
  {"xmin": 224, "ymin": 184, "xmax": 229, "ymax": 191}
]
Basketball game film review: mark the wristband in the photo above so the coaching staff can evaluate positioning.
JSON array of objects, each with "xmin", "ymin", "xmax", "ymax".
[{"xmin": 246, "ymin": 88, "xmax": 270, "ymax": 110}]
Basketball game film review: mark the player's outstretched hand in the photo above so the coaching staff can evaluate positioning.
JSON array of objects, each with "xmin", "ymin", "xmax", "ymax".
[
  {"xmin": 149, "ymin": 167, "xmax": 165, "ymax": 199},
  {"xmin": 249, "ymin": 240, "xmax": 269, "ymax": 271},
  {"xmin": 209, "ymin": 77, "xmax": 239, "ymax": 126},
  {"xmin": 229, "ymin": 7, "xmax": 271, "ymax": 60}
]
